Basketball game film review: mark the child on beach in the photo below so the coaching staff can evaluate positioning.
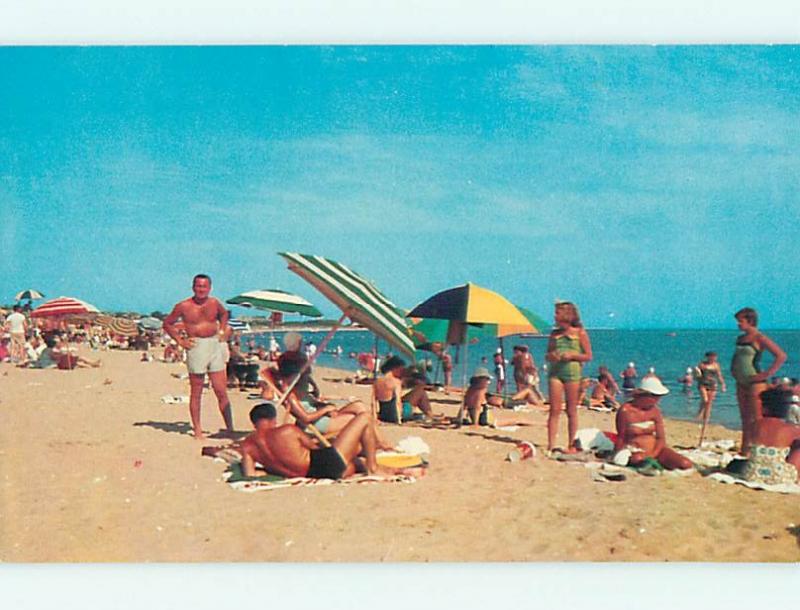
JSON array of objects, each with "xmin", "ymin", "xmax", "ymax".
[
  {"xmin": 462, "ymin": 368, "xmax": 540, "ymax": 428},
  {"xmin": 546, "ymin": 302, "xmax": 592, "ymax": 453},
  {"xmin": 614, "ymin": 377, "xmax": 693, "ymax": 471},
  {"xmin": 694, "ymin": 351, "xmax": 726, "ymax": 446}
]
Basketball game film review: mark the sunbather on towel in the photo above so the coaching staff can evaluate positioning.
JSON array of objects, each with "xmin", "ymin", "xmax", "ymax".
[
  {"xmin": 463, "ymin": 368, "xmax": 540, "ymax": 428},
  {"xmin": 614, "ymin": 377, "xmax": 693, "ymax": 470},
  {"xmin": 239, "ymin": 403, "xmax": 410, "ymax": 480},
  {"xmin": 276, "ymin": 355, "xmax": 392, "ymax": 449}
]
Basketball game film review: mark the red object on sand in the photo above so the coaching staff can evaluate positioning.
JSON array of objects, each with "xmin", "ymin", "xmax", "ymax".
[{"xmin": 603, "ymin": 431, "xmax": 618, "ymax": 444}]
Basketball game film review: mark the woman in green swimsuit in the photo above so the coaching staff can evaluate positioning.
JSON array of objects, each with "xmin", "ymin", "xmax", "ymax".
[
  {"xmin": 546, "ymin": 302, "xmax": 593, "ymax": 453},
  {"xmin": 694, "ymin": 351, "xmax": 726, "ymax": 446},
  {"xmin": 731, "ymin": 307, "xmax": 786, "ymax": 455}
]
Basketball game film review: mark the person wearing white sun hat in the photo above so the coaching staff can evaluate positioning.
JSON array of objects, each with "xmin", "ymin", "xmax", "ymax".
[{"xmin": 613, "ymin": 376, "xmax": 694, "ymax": 471}]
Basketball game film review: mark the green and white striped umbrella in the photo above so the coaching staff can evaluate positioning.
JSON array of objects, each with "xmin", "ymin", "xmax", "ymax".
[
  {"xmin": 279, "ymin": 252, "xmax": 415, "ymax": 357},
  {"xmin": 15, "ymin": 289, "xmax": 45, "ymax": 301},
  {"xmin": 226, "ymin": 289, "xmax": 322, "ymax": 318}
]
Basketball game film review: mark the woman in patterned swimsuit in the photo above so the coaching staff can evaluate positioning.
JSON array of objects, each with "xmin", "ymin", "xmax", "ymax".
[
  {"xmin": 738, "ymin": 396, "xmax": 800, "ymax": 485},
  {"xmin": 730, "ymin": 308, "xmax": 786, "ymax": 455}
]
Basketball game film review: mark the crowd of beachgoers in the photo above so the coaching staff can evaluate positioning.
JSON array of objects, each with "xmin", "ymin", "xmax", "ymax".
[{"xmin": 4, "ymin": 279, "xmax": 800, "ymax": 490}]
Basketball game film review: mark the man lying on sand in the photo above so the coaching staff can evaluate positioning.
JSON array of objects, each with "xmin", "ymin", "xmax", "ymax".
[
  {"xmin": 614, "ymin": 377, "xmax": 693, "ymax": 470},
  {"xmin": 463, "ymin": 368, "xmax": 541, "ymax": 428},
  {"xmin": 240, "ymin": 403, "xmax": 418, "ymax": 480}
]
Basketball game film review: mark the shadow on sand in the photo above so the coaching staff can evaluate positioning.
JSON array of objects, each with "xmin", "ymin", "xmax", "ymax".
[
  {"xmin": 462, "ymin": 431, "xmax": 522, "ymax": 445},
  {"xmin": 133, "ymin": 420, "xmax": 248, "ymax": 440}
]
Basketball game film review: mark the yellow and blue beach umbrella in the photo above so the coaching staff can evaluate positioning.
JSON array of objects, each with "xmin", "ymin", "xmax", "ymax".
[{"xmin": 408, "ymin": 283, "xmax": 535, "ymax": 328}]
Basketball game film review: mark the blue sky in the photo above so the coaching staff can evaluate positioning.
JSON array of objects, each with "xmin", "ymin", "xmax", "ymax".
[{"xmin": 1, "ymin": 46, "xmax": 799, "ymax": 328}]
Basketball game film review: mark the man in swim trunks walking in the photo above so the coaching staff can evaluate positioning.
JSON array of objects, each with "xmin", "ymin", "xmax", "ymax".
[{"xmin": 163, "ymin": 274, "xmax": 233, "ymax": 439}]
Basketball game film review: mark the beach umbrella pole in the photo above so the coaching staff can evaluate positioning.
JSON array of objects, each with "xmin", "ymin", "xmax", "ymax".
[
  {"xmin": 275, "ymin": 312, "xmax": 349, "ymax": 444},
  {"xmin": 454, "ymin": 333, "xmax": 469, "ymax": 427}
]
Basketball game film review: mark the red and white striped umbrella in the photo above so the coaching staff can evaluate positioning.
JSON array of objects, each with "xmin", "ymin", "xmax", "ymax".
[{"xmin": 31, "ymin": 296, "xmax": 100, "ymax": 318}]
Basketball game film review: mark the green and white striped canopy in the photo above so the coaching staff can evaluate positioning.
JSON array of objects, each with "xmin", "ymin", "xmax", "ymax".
[
  {"xmin": 226, "ymin": 289, "xmax": 322, "ymax": 318},
  {"xmin": 279, "ymin": 252, "xmax": 416, "ymax": 357}
]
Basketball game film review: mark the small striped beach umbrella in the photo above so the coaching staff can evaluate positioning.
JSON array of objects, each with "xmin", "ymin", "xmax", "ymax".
[
  {"xmin": 106, "ymin": 317, "xmax": 139, "ymax": 337},
  {"xmin": 228, "ymin": 319, "xmax": 251, "ymax": 333},
  {"xmin": 15, "ymin": 289, "xmax": 45, "ymax": 302},
  {"xmin": 31, "ymin": 296, "xmax": 100, "ymax": 318},
  {"xmin": 279, "ymin": 252, "xmax": 415, "ymax": 356},
  {"xmin": 226, "ymin": 289, "xmax": 322, "ymax": 318}
]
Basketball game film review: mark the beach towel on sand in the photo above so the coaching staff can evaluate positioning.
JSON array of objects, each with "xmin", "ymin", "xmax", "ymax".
[
  {"xmin": 706, "ymin": 472, "xmax": 800, "ymax": 495},
  {"xmin": 222, "ymin": 462, "xmax": 418, "ymax": 492},
  {"xmin": 204, "ymin": 449, "xmax": 419, "ymax": 493}
]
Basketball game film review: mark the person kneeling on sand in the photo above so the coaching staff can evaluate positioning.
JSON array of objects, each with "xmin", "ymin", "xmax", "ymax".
[
  {"xmin": 614, "ymin": 377, "xmax": 693, "ymax": 471},
  {"xmin": 462, "ymin": 368, "xmax": 540, "ymax": 428},
  {"xmin": 239, "ymin": 403, "xmax": 413, "ymax": 480}
]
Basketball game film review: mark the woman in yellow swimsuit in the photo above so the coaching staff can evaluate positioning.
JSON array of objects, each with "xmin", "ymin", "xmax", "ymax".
[
  {"xmin": 731, "ymin": 308, "xmax": 786, "ymax": 455},
  {"xmin": 545, "ymin": 302, "xmax": 592, "ymax": 453}
]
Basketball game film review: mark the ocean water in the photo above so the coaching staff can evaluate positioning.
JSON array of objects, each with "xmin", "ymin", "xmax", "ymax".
[{"xmin": 247, "ymin": 329, "xmax": 800, "ymax": 431}]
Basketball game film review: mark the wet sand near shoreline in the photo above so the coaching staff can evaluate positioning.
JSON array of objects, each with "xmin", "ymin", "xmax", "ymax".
[{"xmin": 1, "ymin": 348, "xmax": 798, "ymax": 562}]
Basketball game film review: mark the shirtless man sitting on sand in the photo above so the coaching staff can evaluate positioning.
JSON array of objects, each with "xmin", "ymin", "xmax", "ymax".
[
  {"xmin": 240, "ymin": 403, "xmax": 416, "ymax": 479},
  {"xmin": 614, "ymin": 377, "xmax": 693, "ymax": 470},
  {"xmin": 163, "ymin": 274, "xmax": 233, "ymax": 439},
  {"xmin": 462, "ymin": 367, "xmax": 541, "ymax": 428}
]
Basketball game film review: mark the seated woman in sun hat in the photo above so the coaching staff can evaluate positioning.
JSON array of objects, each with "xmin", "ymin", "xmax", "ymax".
[{"xmin": 613, "ymin": 376, "xmax": 693, "ymax": 471}]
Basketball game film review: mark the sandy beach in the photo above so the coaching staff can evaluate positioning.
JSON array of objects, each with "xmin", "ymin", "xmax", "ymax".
[{"xmin": 1, "ymin": 346, "xmax": 798, "ymax": 562}]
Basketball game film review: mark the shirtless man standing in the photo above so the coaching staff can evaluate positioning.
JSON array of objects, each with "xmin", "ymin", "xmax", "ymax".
[{"xmin": 163, "ymin": 274, "xmax": 233, "ymax": 439}]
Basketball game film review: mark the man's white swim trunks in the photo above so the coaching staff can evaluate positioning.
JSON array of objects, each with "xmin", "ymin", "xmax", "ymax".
[{"xmin": 186, "ymin": 336, "xmax": 226, "ymax": 374}]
